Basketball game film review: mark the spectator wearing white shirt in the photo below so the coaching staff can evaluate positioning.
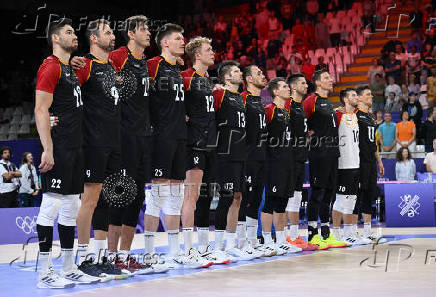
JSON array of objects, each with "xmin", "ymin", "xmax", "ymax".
[
  {"xmin": 0, "ymin": 146, "xmax": 21, "ymax": 208},
  {"xmin": 424, "ymin": 139, "xmax": 436, "ymax": 173},
  {"xmin": 407, "ymin": 45, "xmax": 421, "ymax": 83},
  {"xmin": 385, "ymin": 75, "xmax": 402, "ymax": 98},
  {"xmin": 328, "ymin": 11, "xmax": 341, "ymax": 46},
  {"xmin": 395, "ymin": 147, "xmax": 416, "ymax": 181},
  {"xmin": 18, "ymin": 152, "xmax": 39, "ymax": 207}
]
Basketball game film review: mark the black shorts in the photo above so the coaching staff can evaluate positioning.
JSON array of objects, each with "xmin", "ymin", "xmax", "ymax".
[
  {"xmin": 308, "ymin": 154, "xmax": 338, "ymax": 190},
  {"xmin": 186, "ymin": 148, "xmax": 217, "ymax": 184},
  {"xmin": 152, "ymin": 136, "xmax": 186, "ymax": 180},
  {"xmin": 42, "ymin": 146, "xmax": 84, "ymax": 195},
  {"xmin": 359, "ymin": 162, "xmax": 377, "ymax": 191},
  {"xmin": 121, "ymin": 133, "xmax": 152, "ymax": 184},
  {"xmin": 83, "ymin": 147, "xmax": 121, "ymax": 183},
  {"xmin": 266, "ymin": 159, "xmax": 293, "ymax": 198},
  {"xmin": 336, "ymin": 168, "xmax": 360, "ymax": 195},
  {"xmin": 216, "ymin": 159, "xmax": 245, "ymax": 193},
  {"xmin": 292, "ymin": 160, "xmax": 306, "ymax": 192}
]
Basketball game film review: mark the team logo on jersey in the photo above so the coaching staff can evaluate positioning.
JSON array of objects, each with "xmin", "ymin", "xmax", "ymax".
[{"xmin": 398, "ymin": 194, "xmax": 420, "ymax": 218}]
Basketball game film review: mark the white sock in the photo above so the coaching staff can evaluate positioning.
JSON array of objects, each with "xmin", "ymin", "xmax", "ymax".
[
  {"xmin": 353, "ymin": 224, "xmax": 358, "ymax": 235},
  {"xmin": 236, "ymin": 221, "xmax": 246, "ymax": 248},
  {"xmin": 332, "ymin": 227, "xmax": 341, "ymax": 239},
  {"xmin": 93, "ymin": 239, "xmax": 106, "ymax": 264},
  {"xmin": 246, "ymin": 217, "xmax": 258, "ymax": 246},
  {"xmin": 61, "ymin": 248, "xmax": 74, "ymax": 272},
  {"xmin": 276, "ymin": 231, "xmax": 285, "ymax": 244},
  {"xmin": 39, "ymin": 251, "xmax": 51, "ymax": 274},
  {"xmin": 308, "ymin": 221, "xmax": 317, "ymax": 229},
  {"xmin": 77, "ymin": 244, "xmax": 89, "ymax": 265},
  {"xmin": 144, "ymin": 231, "xmax": 155, "ymax": 255},
  {"xmin": 118, "ymin": 249, "xmax": 129, "ymax": 262},
  {"xmin": 167, "ymin": 230, "xmax": 180, "ymax": 256},
  {"xmin": 197, "ymin": 227, "xmax": 209, "ymax": 253},
  {"xmin": 214, "ymin": 230, "xmax": 225, "ymax": 251},
  {"xmin": 225, "ymin": 232, "xmax": 236, "ymax": 250},
  {"xmin": 182, "ymin": 227, "xmax": 194, "ymax": 255},
  {"xmin": 262, "ymin": 232, "xmax": 272, "ymax": 244},
  {"xmin": 344, "ymin": 224, "xmax": 353, "ymax": 238},
  {"xmin": 364, "ymin": 222, "xmax": 371, "ymax": 237},
  {"xmin": 289, "ymin": 225, "xmax": 299, "ymax": 241}
]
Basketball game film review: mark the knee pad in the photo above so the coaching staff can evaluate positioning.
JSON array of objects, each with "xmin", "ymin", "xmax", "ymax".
[
  {"xmin": 343, "ymin": 195, "xmax": 357, "ymax": 214},
  {"xmin": 145, "ymin": 183, "xmax": 169, "ymax": 217},
  {"xmin": 286, "ymin": 191, "xmax": 302, "ymax": 212},
  {"xmin": 162, "ymin": 183, "xmax": 184, "ymax": 216},
  {"xmin": 274, "ymin": 196, "xmax": 287, "ymax": 213},
  {"xmin": 37, "ymin": 193, "xmax": 63, "ymax": 226},
  {"xmin": 333, "ymin": 194, "xmax": 346, "ymax": 213},
  {"xmin": 262, "ymin": 195, "xmax": 275, "ymax": 214},
  {"xmin": 58, "ymin": 194, "xmax": 80, "ymax": 226}
]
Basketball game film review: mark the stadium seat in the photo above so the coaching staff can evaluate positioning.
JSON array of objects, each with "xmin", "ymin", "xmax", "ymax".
[
  {"xmin": 13, "ymin": 106, "xmax": 23, "ymax": 116},
  {"xmin": 30, "ymin": 115, "xmax": 35, "ymax": 124},
  {"xmin": 18, "ymin": 124, "xmax": 30, "ymax": 134},
  {"xmin": 20, "ymin": 114, "xmax": 31, "ymax": 124},
  {"xmin": 8, "ymin": 124, "xmax": 19, "ymax": 134},
  {"xmin": 7, "ymin": 133, "xmax": 17, "ymax": 140},
  {"xmin": 0, "ymin": 124, "xmax": 8, "ymax": 135},
  {"xmin": 10, "ymin": 115, "xmax": 21, "ymax": 125}
]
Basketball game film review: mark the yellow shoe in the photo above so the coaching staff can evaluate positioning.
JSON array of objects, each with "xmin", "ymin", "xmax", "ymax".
[
  {"xmin": 308, "ymin": 234, "xmax": 330, "ymax": 250},
  {"xmin": 324, "ymin": 234, "xmax": 348, "ymax": 248}
]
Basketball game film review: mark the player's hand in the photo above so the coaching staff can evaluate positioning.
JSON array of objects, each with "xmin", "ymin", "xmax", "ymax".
[
  {"xmin": 49, "ymin": 113, "xmax": 59, "ymax": 129},
  {"xmin": 213, "ymin": 84, "xmax": 224, "ymax": 91},
  {"xmin": 307, "ymin": 130, "xmax": 315, "ymax": 137},
  {"xmin": 378, "ymin": 161, "xmax": 385, "ymax": 177},
  {"xmin": 185, "ymin": 115, "xmax": 190, "ymax": 122},
  {"xmin": 71, "ymin": 56, "xmax": 86, "ymax": 70},
  {"xmin": 39, "ymin": 151, "xmax": 54, "ymax": 173},
  {"xmin": 32, "ymin": 190, "xmax": 39, "ymax": 196},
  {"xmin": 176, "ymin": 57, "xmax": 185, "ymax": 66}
]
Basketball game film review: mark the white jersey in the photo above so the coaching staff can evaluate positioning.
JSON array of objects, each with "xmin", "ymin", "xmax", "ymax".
[{"xmin": 336, "ymin": 110, "xmax": 360, "ymax": 169}]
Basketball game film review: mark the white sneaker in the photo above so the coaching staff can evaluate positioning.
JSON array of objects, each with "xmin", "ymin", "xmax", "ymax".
[
  {"xmin": 355, "ymin": 233, "xmax": 372, "ymax": 245},
  {"xmin": 276, "ymin": 242, "xmax": 302, "ymax": 254},
  {"xmin": 144, "ymin": 254, "xmax": 170, "ymax": 274},
  {"xmin": 61, "ymin": 265, "xmax": 100, "ymax": 284},
  {"xmin": 243, "ymin": 242, "xmax": 263, "ymax": 258},
  {"xmin": 200, "ymin": 246, "xmax": 230, "ymax": 265},
  {"xmin": 167, "ymin": 249, "xmax": 212, "ymax": 269},
  {"xmin": 37, "ymin": 267, "xmax": 76, "ymax": 289},
  {"xmin": 226, "ymin": 247, "xmax": 256, "ymax": 261},
  {"xmin": 256, "ymin": 243, "xmax": 277, "ymax": 257},
  {"xmin": 366, "ymin": 234, "xmax": 387, "ymax": 244},
  {"xmin": 342, "ymin": 236, "xmax": 359, "ymax": 246}
]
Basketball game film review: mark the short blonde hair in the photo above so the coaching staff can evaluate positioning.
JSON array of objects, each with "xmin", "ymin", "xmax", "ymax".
[{"xmin": 185, "ymin": 36, "xmax": 212, "ymax": 62}]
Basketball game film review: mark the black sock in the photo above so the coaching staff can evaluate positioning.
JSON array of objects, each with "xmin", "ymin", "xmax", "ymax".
[
  {"xmin": 321, "ymin": 225, "xmax": 330, "ymax": 240},
  {"xmin": 37, "ymin": 224, "xmax": 53, "ymax": 253},
  {"xmin": 58, "ymin": 223, "xmax": 75, "ymax": 249},
  {"xmin": 308, "ymin": 225, "xmax": 318, "ymax": 241}
]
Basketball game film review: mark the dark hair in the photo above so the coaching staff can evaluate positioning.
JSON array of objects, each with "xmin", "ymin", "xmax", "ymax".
[
  {"xmin": 427, "ymin": 107, "xmax": 434, "ymax": 119},
  {"xmin": 375, "ymin": 73, "xmax": 382, "ymax": 78},
  {"xmin": 401, "ymin": 110, "xmax": 409, "ymax": 119},
  {"xmin": 339, "ymin": 87, "xmax": 355, "ymax": 105},
  {"xmin": 312, "ymin": 69, "xmax": 329, "ymax": 86},
  {"xmin": 21, "ymin": 152, "xmax": 32, "ymax": 166},
  {"xmin": 242, "ymin": 65, "xmax": 257, "ymax": 83},
  {"xmin": 287, "ymin": 73, "xmax": 305, "ymax": 86},
  {"xmin": 47, "ymin": 18, "xmax": 73, "ymax": 48},
  {"xmin": 218, "ymin": 60, "xmax": 239, "ymax": 83},
  {"xmin": 356, "ymin": 85, "xmax": 370, "ymax": 96},
  {"xmin": 0, "ymin": 146, "xmax": 11, "ymax": 156},
  {"xmin": 396, "ymin": 147, "xmax": 411, "ymax": 161},
  {"xmin": 267, "ymin": 77, "xmax": 286, "ymax": 98},
  {"xmin": 155, "ymin": 23, "xmax": 184, "ymax": 52},
  {"xmin": 122, "ymin": 15, "xmax": 148, "ymax": 43},
  {"xmin": 85, "ymin": 19, "xmax": 111, "ymax": 45}
]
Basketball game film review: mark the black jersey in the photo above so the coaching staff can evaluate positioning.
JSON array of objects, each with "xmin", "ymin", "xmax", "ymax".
[
  {"xmin": 302, "ymin": 93, "xmax": 339, "ymax": 157},
  {"xmin": 109, "ymin": 46, "xmax": 151, "ymax": 136},
  {"xmin": 147, "ymin": 56, "xmax": 186, "ymax": 140},
  {"xmin": 75, "ymin": 54, "xmax": 121, "ymax": 148},
  {"xmin": 355, "ymin": 109, "xmax": 377, "ymax": 163},
  {"xmin": 36, "ymin": 55, "xmax": 83, "ymax": 149},
  {"xmin": 213, "ymin": 88, "xmax": 246, "ymax": 161},
  {"xmin": 265, "ymin": 103, "xmax": 292, "ymax": 160},
  {"xmin": 241, "ymin": 91, "xmax": 267, "ymax": 161},
  {"xmin": 285, "ymin": 98, "xmax": 308, "ymax": 161},
  {"xmin": 182, "ymin": 68, "xmax": 216, "ymax": 150}
]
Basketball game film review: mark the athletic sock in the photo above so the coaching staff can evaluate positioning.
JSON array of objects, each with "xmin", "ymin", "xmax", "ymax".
[
  {"xmin": 77, "ymin": 244, "xmax": 89, "ymax": 265},
  {"xmin": 332, "ymin": 227, "xmax": 341, "ymax": 240},
  {"xmin": 236, "ymin": 221, "xmax": 246, "ymax": 248},
  {"xmin": 289, "ymin": 225, "xmax": 299, "ymax": 241},
  {"xmin": 343, "ymin": 224, "xmax": 353, "ymax": 238},
  {"xmin": 262, "ymin": 232, "xmax": 272, "ymax": 244},
  {"xmin": 352, "ymin": 224, "xmax": 358, "ymax": 235},
  {"xmin": 276, "ymin": 231, "xmax": 285, "ymax": 244},
  {"xmin": 144, "ymin": 231, "xmax": 155, "ymax": 255},
  {"xmin": 93, "ymin": 239, "xmax": 106, "ymax": 264},
  {"xmin": 61, "ymin": 248, "xmax": 74, "ymax": 272},
  {"xmin": 308, "ymin": 221, "xmax": 318, "ymax": 241},
  {"xmin": 363, "ymin": 222, "xmax": 371, "ymax": 237},
  {"xmin": 197, "ymin": 227, "xmax": 209, "ymax": 254},
  {"xmin": 39, "ymin": 251, "xmax": 51, "ymax": 275},
  {"xmin": 321, "ymin": 223, "xmax": 330, "ymax": 239},
  {"xmin": 118, "ymin": 250, "xmax": 129, "ymax": 262},
  {"xmin": 214, "ymin": 230, "xmax": 225, "ymax": 251},
  {"xmin": 246, "ymin": 217, "xmax": 258, "ymax": 246},
  {"xmin": 182, "ymin": 227, "xmax": 194, "ymax": 255},
  {"xmin": 225, "ymin": 232, "xmax": 236, "ymax": 250},
  {"xmin": 167, "ymin": 230, "xmax": 180, "ymax": 256}
]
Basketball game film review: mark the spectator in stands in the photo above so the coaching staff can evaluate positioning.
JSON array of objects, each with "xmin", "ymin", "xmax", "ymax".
[
  {"xmin": 214, "ymin": 16, "xmax": 227, "ymax": 34},
  {"xmin": 378, "ymin": 111, "xmax": 397, "ymax": 152},
  {"xmin": 427, "ymin": 67, "xmax": 436, "ymax": 107},
  {"xmin": 292, "ymin": 18, "xmax": 306, "ymax": 43},
  {"xmin": 402, "ymin": 92, "xmax": 423, "ymax": 134},
  {"xmin": 305, "ymin": 20, "xmax": 316, "ymax": 50},
  {"xmin": 396, "ymin": 110, "xmax": 416, "ymax": 151},
  {"xmin": 301, "ymin": 56, "xmax": 315, "ymax": 82},
  {"xmin": 385, "ymin": 51, "xmax": 402, "ymax": 84},
  {"xmin": 395, "ymin": 43, "xmax": 408, "ymax": 69},
  {"xmin": 424, "ymin": 29, "xmax": 436, "ymax": 46},
  {"xmin": 315, "ymin": 13, "xmax": 329, "ymax": 49},
  {"xmin": 424, "ymin": 139, "xmax": 436, "ymax": 173},
  {"xmin": 371, "ymin": 73, "xmax": 385, "ymax": 111},
  {"xmin": 423, "ymin": 107, "xmax": 436, "ymax": 152},
  {"xmin": 289, "ymin": 53, "xmax": 303, "ymax": 74},
  {"xmin": 328, "ymin": 11, "xmax": 341, "ymax": 47},
  {"xmin": 18, "ymin": 152, "xmax": 39, "ymax": 207},
  {"xmin": 407, "ymin": 45, "xmax": 422, "ymax": 84},
  {"xmin": 385, "ymin": 91, "xmax": 402, "ymax": 112},
  {"xmin": 395, "ymin": 147, "xmax": 416, "ymax": 181},
  {"xmin": 0, "ymin": 146, "xmax": 21, "ymax": 208},
  {"xmin": 407, "ymin": 31, "xmax": 423, "ymax": 54},
  {"xmin": 375, "ymin": 110, "xmax": 384, "ymax": 128},
  {"xmin": 385, "ymin": 75, "xmax": 402, "ymax": 97},
  {"xmin": 306, "ymin": 0, "xmax": 319, "ymax": 22},
  {"xmin": 268, "ymin": 10, "xmax": 282, "ymax": 41},
  {"xmin": 315, "ymin": 56, "xmax": 329, "ymax": 72},
  {"xmin": 255, "ymin": 3, "xmax": 269, "ymax": 40},
  {"xmin": 368, "ymin": 58, "xmax": 384, "ymax": 85},
  {"xmin": 408, "ymin": 74, "xmax": 421, "ymax": 94},
  {"xmin": 295, "ymin": 38, "xmax": 308, "ymax": 58}
]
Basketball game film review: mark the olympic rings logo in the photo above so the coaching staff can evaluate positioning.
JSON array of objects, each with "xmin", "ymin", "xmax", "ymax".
[{"xmin": 16, "ymin": 216, "xmax": 38, "ymax": 234}]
